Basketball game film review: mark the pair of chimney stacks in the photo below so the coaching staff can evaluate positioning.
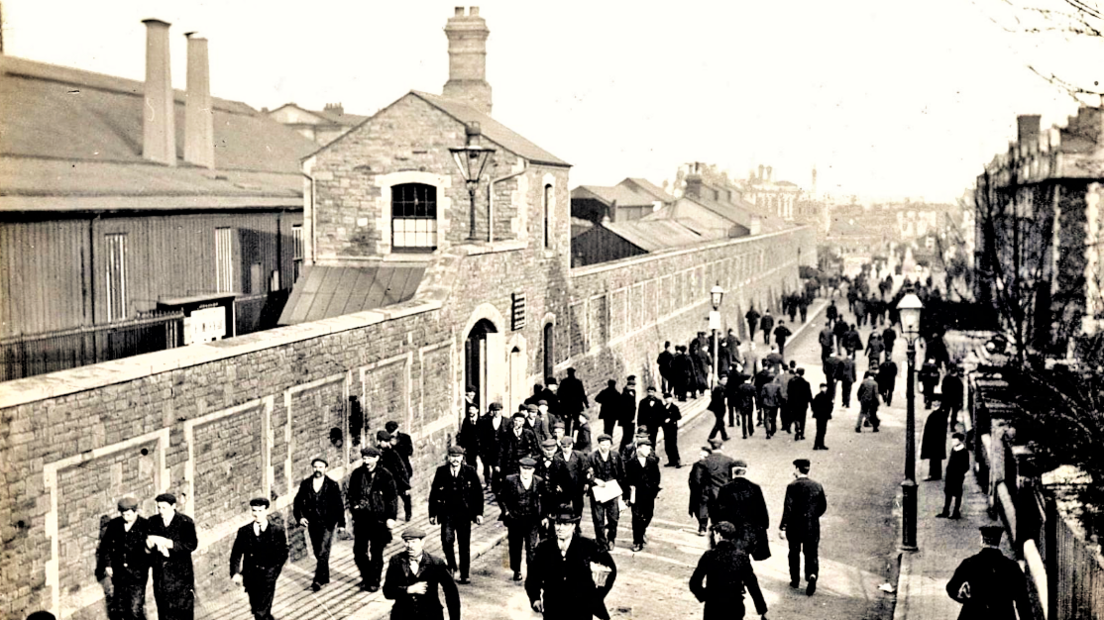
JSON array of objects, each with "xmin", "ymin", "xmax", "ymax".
[{"xmin": 142, "ymin": 19, "xmax": 214, "ymax": 168}]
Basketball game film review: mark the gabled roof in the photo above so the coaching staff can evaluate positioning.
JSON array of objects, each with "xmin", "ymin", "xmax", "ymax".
[
  {"xmin": 410, "ymin": 91, "xmax": 570, "ymax": 167},
  {"xmin": 620, "ymin": 177, "xmax": 674, "ymax": 203},
  {"xmin": 268, "ymin": 102, "xmax": 369, "ymax": 126},
  {"xmin": 572, "ymin": 184, "xmax": 653, "ymax": 207},
  {"xmin": 603, "ymin": 219, "xmax": 704, "ymax": 251},
  {"xmin": 0, "ymin": 56, "xmax": 316, "ymax": 173}
]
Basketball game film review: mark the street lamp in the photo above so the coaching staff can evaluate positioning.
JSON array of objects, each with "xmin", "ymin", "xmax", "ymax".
[
  {"xmin": 449, "ymin": 122, "xmax": 495, "ymax": 241},
  {"xmin": 710, "ymin": 283, "xmax": 725, "ymax": 387},
  {"xmin": 897, "ymin": 290, "xmax": 924, "ymax": 551}
]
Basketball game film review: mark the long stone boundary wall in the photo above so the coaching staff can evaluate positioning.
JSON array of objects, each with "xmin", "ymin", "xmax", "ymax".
[
  {"xmin": 0, "ymin": 225, "xmax": 813, "ymax": 620},
  {"xmin": 564, "ymin": 226, "xmax": 816, "ymax": 395}
]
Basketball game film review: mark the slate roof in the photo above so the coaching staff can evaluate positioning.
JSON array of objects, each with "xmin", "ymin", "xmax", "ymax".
[
  {"xmin": 409, "ymin": 91, "xmax": 570, "ymax": 167},
  {"xmin": 621, "ymin": 177, "xmax": 674, "ymax": 203},
  {"xmin": 278, "ymin": 265, "xmax": 426, "ymax": 325},
  {"xmin": 0, "ymin": 55, "xmax": 316, "ymax": 208},
  {"xmin": 573, "ymin": 184, "xmax": 654, "ymax": 207},
  {"xmin": 603, "ymin": 219, "xmax": 704, "ymax": 251},
  {"xmin": 269, "ymin": 103, "xmax": 369, "ymax": 126}
]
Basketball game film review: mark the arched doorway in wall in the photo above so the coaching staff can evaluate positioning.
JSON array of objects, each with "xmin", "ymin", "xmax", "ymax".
[
  {"xmin": 464, "ymin": 319, "xmax": 498, "ymax": 415},
  {"xmin": 543, "ymin": 322, "xmax": 555, "ymax": 382}
]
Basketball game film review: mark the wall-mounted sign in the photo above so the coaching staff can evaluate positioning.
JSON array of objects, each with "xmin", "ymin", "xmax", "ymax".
[
  {"xmin": 511, "ymin": 292, "xmax": 526, "ymax": 331},
  {"xmin": 184, "ymin": 305, "xmax": 227, "ymax": 344}
]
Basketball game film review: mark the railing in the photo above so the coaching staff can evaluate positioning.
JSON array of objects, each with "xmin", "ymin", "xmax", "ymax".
[
  {"xmin": 0, "ymin": 311, "xmax": 184, "ymax": 382},
  {"xmin": 1054, "ymin": 506, "xmax": 1104, "ymax": 620}
]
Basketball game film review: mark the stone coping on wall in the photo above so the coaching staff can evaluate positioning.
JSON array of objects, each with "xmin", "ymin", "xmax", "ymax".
[
  {"xmin": 570, "ymin": 225, "xmax": 811, "ymax": 277},
  {"xmin": 0, "ymin": 299, "xmax": 443, "ymax": 410}
]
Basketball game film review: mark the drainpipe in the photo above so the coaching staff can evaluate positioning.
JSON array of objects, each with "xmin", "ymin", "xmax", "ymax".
[{"xmin": 488, "ymin": 158, "xmax": 528, "ymax": 243}]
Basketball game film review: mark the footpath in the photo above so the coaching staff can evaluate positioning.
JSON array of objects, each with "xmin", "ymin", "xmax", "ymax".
[{"xmin": 200, "ymin": 300, "xmax": 829, "ymax": 620}]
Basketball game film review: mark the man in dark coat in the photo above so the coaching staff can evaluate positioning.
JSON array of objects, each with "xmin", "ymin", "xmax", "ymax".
[
  {"xmin": 690, "ymin": 335, "xmax": 711, "ymax": 396},
  {"xmin": 919, "ymin": 358, "xmax": 942, "ymax": 410},
  {"xmin": 836, "ymin": 355, "xmax": 857, "ymax": 408},
  {"xmin": 877, "ymin": 360, "xmax": 898, "ymax": 406},
  {"xmin": 378, "ymin": 431, "xmax": 412, "ymax": 521},
  {"xmin": 559, "ymin": 368, "xmax": 590, "ymax": 437},
  {"xmin": 759, "ymin": 375, "xmax": 782, "ymax": 439},
  {"xmin": 937, "ymin": 433, "xmax": 969, "ymax": 519},
  {"xmin": 856, "ymin": 371, "xmax": 881, "ymax": 432},
  {"xmin": 636, "ymin": 385, "xmax": 664, "ymax": 448},
  {"xmin": 706, "ymin": 375, "xmax": 729, "ymax": 441},
  {"xmin": 146, "ymin": 493, "xmax": 197, "ymax": 620},
  {"xmin": 656, "ymin": 342, "xmax": 674, "ymax": 394},
  {"xmin": 844, "ymin": 324, "xmax": 863, "ymax": 359},
  {"xmin": 535, "ymin": 438, "xmax": 572, "ymax": 523},
  {"xmin": 825, "ymin": 300, "xmax": 839, "ymax": 328},
  {"xmin": 688, "ymin": 446, "xmax": 713, "ymax": 535},
  {"xmin": 759, "ymin": 310, "xmax": 774, "ymax": 345},
  {"xmin": 557, "ymin": 436, "xmax": 589, "ymax": 524},
  {"xmin": 386, "ymin": 421, "xmax": 415, "ymax": 522},
  {"xmin": 735, "ymin": 376, "xmax": 758, "ymax": 438},
  {"xmin": 498, "ymin": 411, "xmax": 539, "ymax": 480},
  {"xmin": 745, "ymin": 307, "xmax": 761, "ymax": 340},
  {"xmin": 833, "ymin": 317, "xmax": 850, "ymax": 356},
  {"xmin": 95, "ymin": 496, "xmax": 149, "ymax": 620},
  {"xmin": 293, "ymin": 457, "xmax": 346, "ymax": 590},
  {"xmin": 660, "ymin": 392, "xmax": 683, "ymax": 467},
  {"xmin": 500, "ymin": 457, "xmax": 547, "ymax": 581},
  {"xmin": 713, "ymin": 460, "xmax": 770, "ymax": 560},
  {"xmin": 698, "ymin": 439, "xmax": 736, "ymax": 531},
  {"xmin": 456, "ymin": 405, "xmax": 481, "ymax": 469},
  {"xmin": 773, "ymin": 320, "xmax": 793, "ymax": 360},
  {"xmin": 787, "ymin": 368, "xmax": 813, "ymax": 441},
  {"xmin": 752, "ymin": 366, "xmax": 773, "ymax": 427},
  {"xmin": 230, "ymin": 498, "xmax": 288, "ymax": 620},
  {"xmin": 587, "ymin": 435, "xmax": 625, "ymax": 551},
  {"xmin": 689, "ymin": 522, "xmax": 768, "ymax": 620},
  {"xmin": 780, "ymin": 459, "xmax": 827, "ymax": 595},
  {"xmin": 428, "ymin": 445, "xmax": 485, "ymax": 584},
  {"xmin": 624, "ymin": 439, "xmax": 662, "ymax": 552},
  {"xmin": 383, "ymin": 527, "xmax": 461, "ymax": 620},
  {"xmin": 347, "ymin": 446, "xmax": 400, "ymax": 591},
  {"xmin": 946, "ymin": 525, "xmax": 1031, "ymax": 620},
  {"xmin": 823, "ymin": 351, "xmax": 841, "ymax": 402},
  {"xmin": 594, "ymin": 379, "xmax": 621, "ymax": 437},
  {"xmin": 811, "ymin": 383, "xmax": 833, "ymax": 450},
  {"xmin": 882, "ymin": 325, "xmax": 897, "ymax": 359},
  {"xmin": 942, "ymin": 367, "xmax": 965, "ymax": 429},
  {"xmin": 617, "ymin": 377, "xmax": 638, "ymax": 451},
  {"xmin": 818, "ymin": 322, "xmax": 835, "ymax": 362},
  {"xmin": 540, "ymin": 378, "xmax": 562, "ymax": 425},
  {"xmin": 526, "ymin": 510, "xmax": 617, "ymax": 620},
  {"xmin": 477, "ymin": 403, "xmax": 506, "ymax": 493},
  {"xmin": 673, "ymin": 345, "xmax": 696, "ymax": 400},
  {"xmin": 921, "ymin": 405, "xmax": 949, "ymax": 481}
]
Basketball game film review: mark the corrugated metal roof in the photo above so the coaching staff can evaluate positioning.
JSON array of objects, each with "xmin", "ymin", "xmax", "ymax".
[
  {"xmin": 0, "ymin": 56, "xmax": 316, "ymax": 173},
  {"xmin": 278, "ymin": 265, "xmax": 426, "ymax": 325},
  {"xmin": 411, "ymin": 92, "xmax": 570, "ymax": 167},
  {"xmin": 603, "ymin": 219, "xmax": 704, "ymax": 251}
]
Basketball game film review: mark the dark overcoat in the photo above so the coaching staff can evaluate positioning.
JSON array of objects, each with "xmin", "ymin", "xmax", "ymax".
[
  {"xmin": 946, "ymin": 547, "xmax": 1031, "ymax": 620},
  {"xmin": 525, "ymin": 535, "xmax": 617, "ymax": 620},
  {"xmin": 146, "ymin": 512, "xmax": 198, "ymax": 619},
  {"xmin": 920, "ymin": 409, "xmax": 949, "ymax": 460},
  {"xmin": 229, "ymin": 519, "xmax": 289, "ymax": 592},
  {"xmin": 383, "ymin": 551, "xmax": 461, "ymax": 620},
  {"xmin": 689, "ymin": 540, "xmax": 768, "ymax": 620}
]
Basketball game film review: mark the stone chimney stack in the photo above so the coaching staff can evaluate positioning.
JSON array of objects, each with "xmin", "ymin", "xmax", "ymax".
[
  {"xmin": 142, "ymin": 19, "xmax": 176, "ymax": 166},
  {"xmin": 1017, "ymin": 114, "xmax": 1041, "ymax": 145},
  {"xmin": 766, "ymin": 166, "xmax": 773, "ymax": 182},
  {"xmin": 811, "ymin": 166, "xmax": 817, "ymax": 198},
  {"xmin": 443, "ymin": 7, "xmax": 492, "ymax": 115},
  {"xmin": 757, "ymin": 164, "xmax": 764, "ymax": 181},
  {"xmin": 184, "ymin": 32, "xmax": 214, "ymax": 168},
  {"xmin": 684, "ymin": 162, "xmax": 703, "ymax": 199}
]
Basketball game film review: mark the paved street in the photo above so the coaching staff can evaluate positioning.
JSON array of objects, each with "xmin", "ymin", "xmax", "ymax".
[{"xmin": 456, "ymin": 300, "xmax": 905, "ymax": 620}]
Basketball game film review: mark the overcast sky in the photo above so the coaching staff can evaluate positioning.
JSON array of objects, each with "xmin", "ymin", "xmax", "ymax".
[{"xmin": 4, "ymin": 0, "xmax": 1100, "ymax": 202}]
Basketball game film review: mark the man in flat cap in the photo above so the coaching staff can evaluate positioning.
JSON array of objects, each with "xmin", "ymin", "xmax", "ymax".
[
  {"xmin": 587, "ymin": 434, "xmax": 626, "ymax": 551},
  {"xmin": 617, "ymin": 377, "xmax": 638, "ymax": 452},
  {"xmin": 293, "ymin": 457, "xmax": 346, "ymax": 591},
  {"xmin": 428, "ymin": 445, "xmax": 484, "ymax": 585},
  {"xmin": 637, "ymin": 386, "xmax": 664, "ymax": 449},
  {"xmin": 539, "ymin": 377, "xmax": 562, "ymax": 425},
  {"xmin": 498, "ymin": 411, "xmax": 539, "ymax": 485},
  {"xmin": 557, "ymin": 436, "xmax": 588, "ymax": 529},
  {"xmin": 528, "ymin": 403, "xmax": 553, "ymax": 444},
  {"xmin": 535, "ymin": 438, "xmax": 571, "ymax": 526},
  {"xmin": 660, "ymin": 392, "xmax": 683, "ymax": 467},
  {"xmin": 714, "ymin": 460, "xmax": 770, "ymax": 561},
  {"xmin": 347, "ymin": 446, "xmax": 399, "ymax": 592},
  {"xmin": 946, "ymin": 524, "xmax": 1031, "ymax": 620},
  {"xmin": 386, "ymin": 421, "xmax": 415, "ymax": 522},
  {"xmin": 689, "ymin": 521, "xmax": 768, "ymax": 620},
  {"xmin": 378, "ymin": 430, "xmax": 413, "ymax": 522},
  {"xmin": 383, "ymin": 527, "xmax": 461, "ymax": 620},
  {"xmin": 780, "ymin": 458, "xmax": 827, "ymax": 595},
  {"xmin": 499, "ymin": 457, "xmax": 547, "ymax": 581},
  {"xmin": 526, "ymin": 509, "xmax": 617, "ymax": 620},
  {"xmin": 624, "ymin": 438, "xmax": 661, "ymax": 552},
  {"xmin": 95, "ymin": 496, "xmax": 149, "ymax": 620},
  {"xmin": 696, "ymin": 439, "xmax": 735, "ymax": 533},
  {"xmin": 146, "ymin": 493, "xmax": 197, "ymax": 620},
  {"xmin": 230, "ymin": 498, "xmax": 288, "ymax": 620},
  {"xmin": 478, "ymin": 403, "xmax": 506, "ymax": 494}
]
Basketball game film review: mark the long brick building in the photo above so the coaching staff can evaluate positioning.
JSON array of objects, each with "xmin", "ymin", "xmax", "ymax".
[{"xmin": 0, "ymin": 7, "xmax": 815, "ymax": 619}]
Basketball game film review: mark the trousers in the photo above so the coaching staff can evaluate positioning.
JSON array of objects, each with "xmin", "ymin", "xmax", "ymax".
[
  {"xmin": 307, "ymin": 524, "xmax": 335, "ymax": 585},
  {"xmin": 707, "ymin": 411, "xmax": 729, "ymax": 441},
  {"xmin": 441, "ymin": 516, "xmax": 472, "ymax": 578},
  {"xmin": 590, "ymin": 497, "xmax": 620, "ymax": 549},
  {"xmin": 788, "ymin": 534, "xmax": 820, "ymax": 582},
  {"xmin": 506, "ymin": 520, "xmax": 540, "ymax": 573},
  {"xmin": 663, "ymin": 424, "xmax": 681, "ymax": 465},
  {"xmin": 631, "ymin": 498, "xmax": 655, "ymax": 546},
  {"xmin": 352, "ymin": 516, "xmax": 391, "ymax": 587},
  {"xmin": 246, "ymin": 578, "xmax": 277, "ymax": 620}
]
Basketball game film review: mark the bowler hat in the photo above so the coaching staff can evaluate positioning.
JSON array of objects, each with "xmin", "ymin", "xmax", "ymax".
[{"xmin": 552, "ymin": 509, "xmax": 581, "ymax": 524}]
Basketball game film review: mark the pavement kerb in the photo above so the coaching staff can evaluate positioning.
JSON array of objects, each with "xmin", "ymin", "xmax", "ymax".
[{"xmin": 893, "ymin": 551, "xmax": 912, "ymax": 620}]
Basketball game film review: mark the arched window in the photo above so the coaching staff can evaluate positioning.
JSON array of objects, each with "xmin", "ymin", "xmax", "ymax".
[
  {"xmin": 543, "ymin": 184, "xmax": 553, "ymax": 249},
  {"xmin": 391, "ymin": 183, "xmax": 437, "ymax": 252}
]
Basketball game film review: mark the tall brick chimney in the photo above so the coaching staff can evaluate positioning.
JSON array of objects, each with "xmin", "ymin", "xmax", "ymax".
[
  {"xmin": 1017, "ymin": 114, "xmax": 1041, "ymax": 145},
  {"xmin": 443, "ymin": 7, "xmax": 492, "ymax": 115},
  {"xmin": 184, "ymin": 32, "xmax": 214, "ymax": 168},
  {"xmin": 142, "ymin": 19, "xmax": 176, "ymax": 165}
]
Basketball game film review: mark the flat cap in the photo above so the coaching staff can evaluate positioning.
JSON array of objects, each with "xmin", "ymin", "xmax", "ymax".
[
  {"xmin": 512, "ymin": 410, "xmax": 528, "ymax": 419},
  {"xmin": 731, "ymin": 459, "xmax": 748, "ymax": 468},
  {"xmin": 636, "ymin": 438, "xmax": 653, "ymax": 447},
  {"xmin": 793, "ymin": 458, "xmax": 811, "ymax": 468},
  {"xmin": 489, "ymin": 402, "xmax": 504, "ymax": 411},
  {"xmin": 596, "ymin": 433, "xmax": 613, "ymax": 443},
  {"xmin": 700, "ymin": 445, "xmax": 713, "ymax": 453},
  {"xmin": 708, "ymin": 438, "xmax": 724, "ymax": 449},
  {"xmin": 249, "ymin": 497, "xmax": 270, "ymax": 508},
  {"xmin": 361, "ymin": 446, "xmax": 381, "ymax": 458},
  {"xmin": 154, "ymin": 493, "xmax": 177, "ymax": 505},
  {"xmin": 518, "ymin": 457, "xmax": 537, "ymax": 468},
  {"xmin": 526, "ymin": 404, "xmax": 539, "ymax": 413},
  {"xmin": 980, "ymin": 524, "xmax": 1004, "ymax": 544},
  {"xmin": 540, "ymin": 438, "xmax": 558, "ymax": 449},
  {"xmin": 448, "ymin": 445, "xmax": 466, "ymax": 456},
  {"xmin": 559, "ymin": 436, "xmax": 574, "ymax": 446},
  {"xmin": 537, "ymin": 399, "xmax": 549, "ymax": 406},
  {"xmin": 375, "ymin": 430, "xmax": 392, "ymax": 442},
  {"xmin": 117, "ymin": 496, "xmax": 140, "ymax": 512},
  {"xmin": 402, "ymin": 526, "xmax": 427, "ymax": 540}
]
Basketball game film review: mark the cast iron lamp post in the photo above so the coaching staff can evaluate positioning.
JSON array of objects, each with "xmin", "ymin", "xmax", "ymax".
[
  {"xmin": 449, "ymin": 122, "xmax": 495, "ymax": 241},
  {"xmin": 897, "ymin": 290, "xmax": 924, "ymax": 550},
  {"xmin": 710, "ymin": 283, "xmax": 725, "ymax": 387}
]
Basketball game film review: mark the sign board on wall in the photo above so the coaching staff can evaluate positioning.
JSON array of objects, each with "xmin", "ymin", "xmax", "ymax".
[
  {"xmin": 157, "ymin": 292, "xmax": 237, "ymax": 347},
  {"xmin": 183, "ymin": 305, "xmax": 227, "ymax": 344},
  {"xmin": 511, "ymin": 292, "xmax": 526, "ymax": 331}
]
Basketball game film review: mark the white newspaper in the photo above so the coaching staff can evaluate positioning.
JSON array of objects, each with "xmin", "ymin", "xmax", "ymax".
[{"xmin": 591, "ymin": 479, "xmax": 623, "ymax": 504}]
